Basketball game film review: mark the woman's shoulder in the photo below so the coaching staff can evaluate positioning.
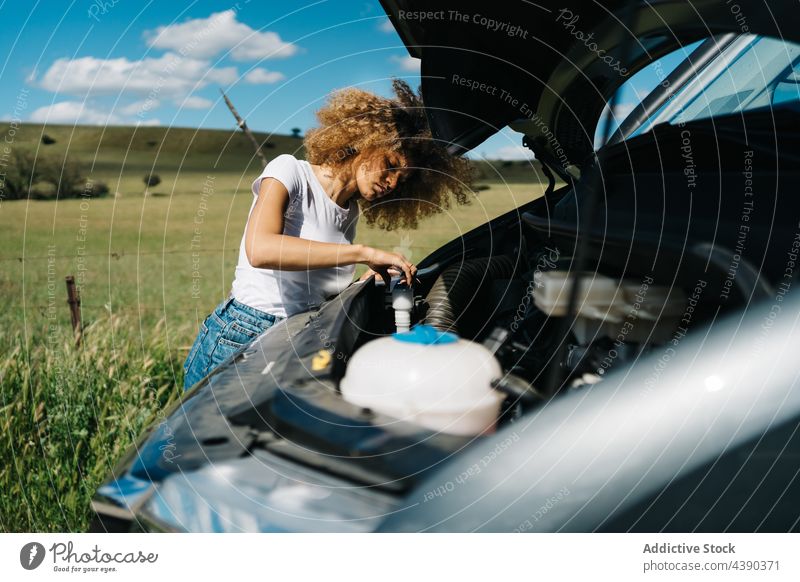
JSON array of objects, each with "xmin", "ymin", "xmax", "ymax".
[
  {"xmin": 267, "ymin": 153, "xmax": 303, "ymax": 170},
  {"xmin": 252, "ymin": 154, "xmax": 306, "ymax": 197}
]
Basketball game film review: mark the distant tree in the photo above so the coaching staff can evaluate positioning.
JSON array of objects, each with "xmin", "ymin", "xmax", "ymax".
[
  {"xmin": 263, "ymin": 141, "xmax": 276, "ymax": 149},
  {"xmin": 1, "ymin": 149, "xmax": 108, "ymax": 200},
  {"xmin": 41, "ymin": 134, "xmax": 57, "ymax": 145},
  {"xmin": 39, "ymin": 155, "xmax": 88, "ymax": 198},
  {"xmin": 146, "ymin": 140, "xmax": 158, "ymax": 147},
  {"xmin": 1, "ymin": 149, "xmax": 40, "ymax": 200},
  {"xmin": 143, "ymin": 174, "xmax": 161, "ymax": 196},
  {"xmin": 291, "ymin": 127, "xmax": 302, "ymax": 138},
  {"xmin": 83, "ymin": 180, "xmax": 110, "ymax": 197}
]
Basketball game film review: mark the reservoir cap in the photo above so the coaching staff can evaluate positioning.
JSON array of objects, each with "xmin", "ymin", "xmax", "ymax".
[{"xmin": 392, "ymin": 324, "xmax": 458, "ymax": 345}]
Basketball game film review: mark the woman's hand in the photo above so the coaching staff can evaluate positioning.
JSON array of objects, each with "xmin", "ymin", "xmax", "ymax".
[
  {"xmin": 358, "ymin": 266, "xmax": 403, "ymax": 284},
  {"xmin": 359, "ymin": 247, "xmax": 417, "ymax": 286}
]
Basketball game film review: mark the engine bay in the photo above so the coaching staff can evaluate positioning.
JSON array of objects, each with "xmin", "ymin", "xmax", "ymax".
[
  {"xmin": 338, "ymin": 206, "xmax": 765, "ymax": 437},
  {"xmin": 336, "ymin": 108, "xmax": 800, "ymax": 438}
]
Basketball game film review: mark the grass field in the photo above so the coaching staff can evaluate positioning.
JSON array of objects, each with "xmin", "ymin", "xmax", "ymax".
[{"xmin": 0, "ymin": 123, "xmax": 547, "ymax": 532}]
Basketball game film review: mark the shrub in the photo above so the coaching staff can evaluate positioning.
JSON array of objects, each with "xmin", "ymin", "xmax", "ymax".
[
  {"xmin": 84, "ymin": 180, "xmax": 110, "ymax": 197},
  {"xmin": 143, "ymin": 174, "xmax": 161, "ymax": 196},
  {"xmin": 1, "ymin": 148, "xmax": 41, "ymax": 200},
  {"xmin": 1, "ymin": 149, "xmax": 109, "ymax": 200},
  {"xmin": 39, "ymin": 155, "xmax": 87, "ymax": 197}
]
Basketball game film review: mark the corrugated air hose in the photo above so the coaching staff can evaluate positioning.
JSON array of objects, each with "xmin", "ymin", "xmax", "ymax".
[{"xmin": 422, "ymin": 255, "xmax": 517, "ymax": 340}]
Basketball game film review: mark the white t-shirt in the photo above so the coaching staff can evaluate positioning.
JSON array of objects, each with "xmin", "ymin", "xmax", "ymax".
[{"xmin": 230, "ymin": 154, "xmax": 360, "ymax": 318}]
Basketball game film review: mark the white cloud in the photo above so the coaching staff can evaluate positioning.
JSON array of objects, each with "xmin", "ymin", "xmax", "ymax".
[
  {"xmin": 206, "ymin": 66, "xmax": 240, "ymax": 85},
  {"xmin": 30, "ymin": 101, "xmax": 161, "ymax": 126},
  {"xmin": 231, "ymin": 32, "xmax": 297, "ymax": 61},
  {"xmin": 27, "ymin": 10, "xmax": 300, "ymax": 120},
  {"xmin": 378, "ymin": 17, "xmax": 395, "ymax": 33},
  {"xmin": 117, "ymin": 99, "xmax": 160, "ymax": 115},
  {"xmin": 30, "ymin": 101, "xmax": 108, "ymax": 124},
  {"xmin": 143, "ymin": 10, "xmax": 297, "ymax": 61},
  {"xmin": 244, "ymin": 68, "xmax": 285, "ymax": 84},
  {"xmin": 31, "ymin": 53, "xmax": 238, "ymax": 99},
  {"xmin": 488, "ymin": 145, "xmax": 536, "ymax": 161},
  {"xmin": 594, "ymin": 101, "xmax": 638, "ymax": 147},
  {"xmin": 179, "ymin": 95, "xmax": 213, "ymax": 109},
  {"xmin": 599, "ymin": 101, "xmax": 636, "ymax": 124},
  {"xmin": 390, "ymin": 55, "xmax": 420, "ymax": 73},
  {"xmin": 614, "ymin": 102, "xmax": 636, "ymax": 119}
]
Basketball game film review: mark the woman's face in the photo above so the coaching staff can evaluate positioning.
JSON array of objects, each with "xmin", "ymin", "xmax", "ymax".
[{"xmin": 354, "ymin": 149, "xmax": 411, "ymax": 202}]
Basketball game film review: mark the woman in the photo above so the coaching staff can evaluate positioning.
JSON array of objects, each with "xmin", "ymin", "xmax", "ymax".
[{"xmin": 182, "ymin": 79, "xmax": 473, "ymax": 390}]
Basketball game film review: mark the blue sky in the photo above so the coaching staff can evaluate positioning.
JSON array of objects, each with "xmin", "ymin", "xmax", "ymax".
[{"xmin": 0, "ymin": 0, "xmax": 693, "ymax": 160}]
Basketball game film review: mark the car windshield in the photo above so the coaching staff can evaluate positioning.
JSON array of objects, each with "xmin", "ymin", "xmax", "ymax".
[{"xmin": 627, "ymin": 35, "xmax": 800, "ymax": 138}]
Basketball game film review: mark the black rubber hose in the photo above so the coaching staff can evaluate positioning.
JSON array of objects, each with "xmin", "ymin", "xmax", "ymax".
[{"xmin": 422, "ymin": 255, "xmax": 516, "ymax": 339}]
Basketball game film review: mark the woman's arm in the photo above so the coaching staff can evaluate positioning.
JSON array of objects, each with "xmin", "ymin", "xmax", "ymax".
[{"xmin": 244, "ymin": 177, "xmax": 416, "ymax": 284}]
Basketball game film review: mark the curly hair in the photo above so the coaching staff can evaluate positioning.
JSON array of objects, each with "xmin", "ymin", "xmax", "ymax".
[{"xmin": 303, "ymin": 79, "xmax": 474, "ymax": 231}]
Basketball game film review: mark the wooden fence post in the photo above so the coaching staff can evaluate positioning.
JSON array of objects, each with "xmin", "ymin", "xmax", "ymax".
[
  {"xmin": 65, "ymin": 275, "xmax": 82, "ymax": 345},
  {"xmin": 220, "ymin": 89, "xmax": 270, "ymax": 168}
]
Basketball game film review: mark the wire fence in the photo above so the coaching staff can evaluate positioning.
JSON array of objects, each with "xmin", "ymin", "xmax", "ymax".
[
  {"xmin": 0, "ymin": 248, "xmax": 238, "ymax": 262},
  {"xmin": 4, "ymin": 241, "xmax": 438, "ymax": 326},
  {"xmin": 0, "ymin": 244, "xmax": 434, "ymax": 263},
  {"xmin": 25, "ymin": 304, "xmax": 207, "ymax": 313}
]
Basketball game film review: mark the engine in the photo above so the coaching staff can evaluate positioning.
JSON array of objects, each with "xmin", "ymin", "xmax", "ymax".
[{"xmin": 340, "ymin": 220, "xmax": 749, "ymax": 435}]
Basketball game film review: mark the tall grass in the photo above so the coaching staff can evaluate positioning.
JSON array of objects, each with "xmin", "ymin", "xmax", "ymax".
[{"xmin": 0, "ymin": 311, "xmax": 187, "ymax": 532}]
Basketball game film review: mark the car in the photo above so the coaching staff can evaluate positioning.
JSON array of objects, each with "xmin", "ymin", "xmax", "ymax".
[{"xmin": 90, "ymin": 0, "xmax": 800, "ymax": 532}]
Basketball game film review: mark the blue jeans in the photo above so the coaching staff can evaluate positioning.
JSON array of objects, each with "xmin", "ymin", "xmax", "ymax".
[{"xmin": 182, "ymin": 296, "xmax": 285, "ymax": 391}]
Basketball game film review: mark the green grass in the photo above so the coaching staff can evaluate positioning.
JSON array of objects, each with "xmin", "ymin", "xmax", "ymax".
[
  {"xmin": 0, "ymin": 122, "xmax": 547, "ymax": 532},
  {"xmin": 1, "ymin": 314, "xmax": 177, "ymax": 532}
]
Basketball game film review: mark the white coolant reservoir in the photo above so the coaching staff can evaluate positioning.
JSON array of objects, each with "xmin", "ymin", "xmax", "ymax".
[{"xmin": 339, "ymin": 324, "xmax": 505, "ymax": 436}]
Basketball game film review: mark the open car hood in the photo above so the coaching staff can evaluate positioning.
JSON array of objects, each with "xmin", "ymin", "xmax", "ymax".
[{"xmin": 380, "ymin": 0, "xmax": 799, "ymax": 167}]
